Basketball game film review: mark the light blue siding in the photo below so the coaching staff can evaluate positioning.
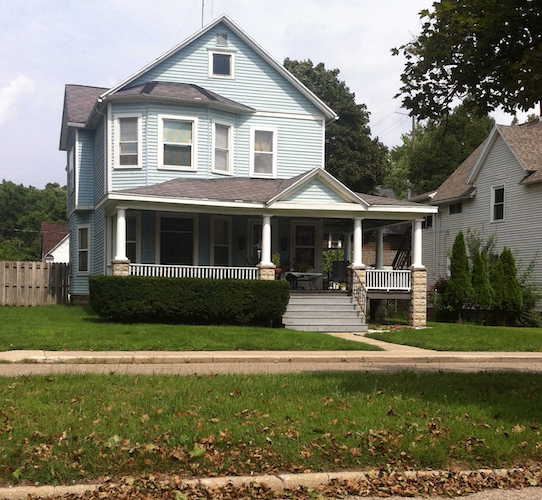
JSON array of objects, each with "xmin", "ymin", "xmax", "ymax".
[
  {"xmin": 130, "ymin": 22, "xmax": 321, "ymax": 116},
  {"xmin": 91, "ymin": 207, "xmax": 106, "ymax": 275},
  {"xmin": 77, "ymin": 130, "xmax": 95, "ymax": 207},
  {"xmin": 284, "ymin": 177, "xmax": 346, "ymax": 203},
  {"xmin": 110, "ymin": 102, "xmax": 323, "ymax": 190},
  {"xmin": 94, "ymin": 119, "xmax": 105, "ymax": 202},
  {"xmin": 69, "ymin": 211, "xmax": 91, "ymax": 296}
]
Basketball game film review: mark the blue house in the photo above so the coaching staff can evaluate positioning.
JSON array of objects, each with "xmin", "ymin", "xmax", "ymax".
[{"xmin": 59, "ymin": 16, "xmax": 436, "ymax": 329}]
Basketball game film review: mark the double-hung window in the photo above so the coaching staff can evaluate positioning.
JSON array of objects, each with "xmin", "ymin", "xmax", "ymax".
[
  {"xmin": 251, "ymin": 128, "xmax": 276, "ymax": 177},
  {"xmin": 159, "ymin": 116, "xmax": 197, "ymax": 170},
  {"xmin": 78, "ymin": 226, "xmax": 89, "ymax": 274},
  {"xmin": 117, "ymin": 116, "xmax": 140, "ymax": 167},
  {"xmin": 491, "ymin": 186, "xmax": 505, "ymax": 221},
  {"xmin": 209, "ymin": 50, "xmax": 234, "ymax": 78},
  {"xmin": 213, "ymin": 122, "xmax": 232, "ymax": 174}
]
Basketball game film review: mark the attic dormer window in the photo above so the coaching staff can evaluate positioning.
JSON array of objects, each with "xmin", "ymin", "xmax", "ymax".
[{"xmin": 209, "ymin": 50, "xmax": 235, "ymax": 78}]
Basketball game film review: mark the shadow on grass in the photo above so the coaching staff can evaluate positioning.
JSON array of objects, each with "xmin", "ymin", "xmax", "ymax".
[{"xmin": 305, "ymin": 370, "xmax": 542, "ymax": 425}]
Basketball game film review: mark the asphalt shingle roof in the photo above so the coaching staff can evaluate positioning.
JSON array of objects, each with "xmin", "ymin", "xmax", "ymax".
[{"xmin": 64, "ymin": 84, "xmax": 107, "ymax": 124}]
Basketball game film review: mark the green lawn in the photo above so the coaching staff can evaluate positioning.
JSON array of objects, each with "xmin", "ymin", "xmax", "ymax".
[
  {"xmin": 0, "ymin": 306, "xmax": 378, "ymax": 351},
  {"xmin": 1, "ymin": 372, "xmax": 542, "ymax": 485},
  {"xmin": 368, "ymin": 322, "xmax": 542, "ymax": 351}
]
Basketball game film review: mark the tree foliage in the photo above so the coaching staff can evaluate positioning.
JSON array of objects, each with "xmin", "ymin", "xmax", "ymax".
[
  {"xmin": 445, "ymin": 231, "xmax": 472, "ymax": 315},
  {"xmin": 283, "ymin": 58, "xmax": 389, "ymax": 193},
  {"xmin": 0, "ymin": 181, "xmax": 67, "ymax": 260},
  {"xmin": 386, "ymin": 104, "xmax": 494, "ymax": 195},
  {"xmin": 394, "ymin": 0, "xmax": 542, "ymax": 119},
  {"xmin": 499, "ymin": 248, "xmax": 523, "ymax": 314}
]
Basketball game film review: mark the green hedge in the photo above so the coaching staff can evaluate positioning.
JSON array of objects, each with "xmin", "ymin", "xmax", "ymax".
[{"xmin": 89, "ymin": 276, "xmax": 290, "ymax": 326}]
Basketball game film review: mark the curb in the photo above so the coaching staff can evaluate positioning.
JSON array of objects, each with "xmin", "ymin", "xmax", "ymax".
[{"xmin": 0, "ymin": 467, "xmax": 528, "ymax": 499}]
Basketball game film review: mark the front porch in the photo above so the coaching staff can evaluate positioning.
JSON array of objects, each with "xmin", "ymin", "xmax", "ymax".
[{"xmin": 107, "ymin": 207, "xmax": 428, "ymax": 327}]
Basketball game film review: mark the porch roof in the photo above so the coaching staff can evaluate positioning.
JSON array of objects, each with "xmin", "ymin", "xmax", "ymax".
[{"xmin": 117, "ymin": 173, "xmax": 429, "ymax": 210}]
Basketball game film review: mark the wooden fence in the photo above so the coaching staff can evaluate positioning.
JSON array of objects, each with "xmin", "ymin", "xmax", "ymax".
[{"xmin": 0, "ymin": 261, "xmax": 70, "ymax": 306}]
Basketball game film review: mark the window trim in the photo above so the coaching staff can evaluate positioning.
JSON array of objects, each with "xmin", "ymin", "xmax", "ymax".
[
  {"xmin": 157, "ymin": 114, "xmax": 198, "ymax": 171},
  {"xmin": 211, "ymin": 120, "xmax": 234, "ymax": 175},
  {"xmin": 77, "ymin": 224, "xmax": 90, "ymax": 275},
  {"xmin": 210, "ymin": 215, "xmax": 232, "ymax": 266},
  {"xmin": 155, "ymin": 213, "xmax": 199, "ymax": 266},
  {"xmin": 114, "ymin": 113, "xmax": 143, "ymax": 169},
  {"xmin": 249, "ymin": 127, "xmax": 278, "ymax": 178},
  {"xmin": 490, "ymin": 185, "xmax": 505, "ymax": 223},
  {"xmin": 208, "ymin": 49, "xmax": 235, "ymax": 79}
]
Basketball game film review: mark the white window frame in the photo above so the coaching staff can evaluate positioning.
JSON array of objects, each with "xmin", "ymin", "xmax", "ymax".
[
  {"xmin": 210, "ymin": 215, "xmax": 232, "ymax": 266},
  {"xmin": 208, "ymin": 49, "xmax": 235, "ymax": 79},
  {"xmin": 77, "ymin": 224, "xmax": 90, "ymax": 275},
  {"xmin": 249, "ymin": 127, "xmax": 278, "ymax": 178},
  {"xmin": 211, "ymin": 120, "xmax": 234, "ymax": 175},
  {"xmin": 158, "ymin": 114, "xmax": 198, "ymax": 171},
  {"xmin": 114, "ymin": 113, "xmax": 142, "ymax": 169},
  {"xmin": 490, "ymin": 185, "xmax": 505, "ymax": 223}
]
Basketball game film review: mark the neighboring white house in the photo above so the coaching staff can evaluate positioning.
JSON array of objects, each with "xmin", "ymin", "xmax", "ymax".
[
  {"xmin": 41, "ymin": 222, "xmax": 70, "ymax": 263},
  {"xmin": 416, "ymin": 120, "xmax": 542, "ymax": 297}
]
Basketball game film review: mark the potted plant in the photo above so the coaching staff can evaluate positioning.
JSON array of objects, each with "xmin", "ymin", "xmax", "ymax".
[{"xmin": 272, "ymin": 252, "xmax": 282, "ymax": 278}]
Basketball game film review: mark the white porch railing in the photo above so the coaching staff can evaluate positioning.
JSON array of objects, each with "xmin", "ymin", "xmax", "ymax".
[
  {"xmin": 366, "ymin": 269, "xmax": 411, "ymax": 291},
  {"xmin": 129, "ymin": 264, "xmax": 259, "ymax": 280}
]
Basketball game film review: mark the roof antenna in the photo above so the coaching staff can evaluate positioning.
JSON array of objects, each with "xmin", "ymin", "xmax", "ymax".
[{"xmin": 201, "ymin": 0, "xmax": 205, "ymax": 28}]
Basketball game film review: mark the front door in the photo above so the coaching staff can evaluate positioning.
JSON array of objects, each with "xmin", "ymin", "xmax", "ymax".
[
  {"xmin": 160, "ymin": 216, "xmax": 194, "ymax": 265},
  {"xmin": 292, "ymin": 222, "xmax": 317, "ymax": 272}
]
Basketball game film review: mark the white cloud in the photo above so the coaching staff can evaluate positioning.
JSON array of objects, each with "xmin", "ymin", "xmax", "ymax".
[{"xmin": 0, "ymin": 75, "xmax": 35, "ymax": 125}]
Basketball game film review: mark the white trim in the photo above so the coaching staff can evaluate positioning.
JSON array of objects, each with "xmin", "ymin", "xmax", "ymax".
[
  {"xmin": 321, "ymin": 118, "xmax": 325, "ymax": 169},
  {"xmin": 76, "ymin": 224, "xmax": 90, "ymax": 275},
  {"xmin": 249, "ymin": 126, "xmax": 278, "ymax": 178},
  {"xmin": 113, "ymin": 112, "xmax": 143, "ymax": 169},
  {"xmin": 253, "ymin": 111, "xmax": 324, "ymax": 121},
  {"xmin": 157, "ymin": 114, "xmax": 199, "ymax": 171},
  {"xmin": 208, "ymin": 49, "xmax": 236, "ymax": 79},
  {"xmin": 211, "ymin": 120, "xmax": 234, "ymax": 175},
  {"xmin": 98, "ymin": 15, "xmax": 337, "ymax": 120},
  {"xmin": 156, "ymin": 213, "xmax": 198, "ymax": 266},
  {"xmin": 490, "ymin": 184, "xmax": 505, "ymax": 223},
  {"xmin": 103, "ymin": 110, "xmax": 108, "ymax": 195},
  {"xmin": 106, "ymin": 103, "xmax": 113, "ymax": 191},
  {"xmin": 210, "ymin": 215, "xmax": 233, "ymax": 266}
]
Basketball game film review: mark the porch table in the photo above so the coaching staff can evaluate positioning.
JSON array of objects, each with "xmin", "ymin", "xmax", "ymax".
[{"xmin": 284, "ymin": 272, "xmax": 323, "ymax": 290}]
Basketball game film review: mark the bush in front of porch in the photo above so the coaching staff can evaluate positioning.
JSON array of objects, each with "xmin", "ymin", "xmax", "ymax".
[{"xmin": 90, "ymin": 276, "xmax": 289, "ymax": 326}]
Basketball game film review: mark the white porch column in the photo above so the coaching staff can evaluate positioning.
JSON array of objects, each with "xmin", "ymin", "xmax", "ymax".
[
  {"xmin": 114, "ymin": 207, "xmax": 128, "ymax": 261},
  {"xmin": 411, "ymin": 219, "xmax": 424, "ymax": 269},
  {"xmin": 258, "ymin": 214, "xmax": 275, "ymax": 280},
  {"xmin": 352, "ymin": 217, "xmax": 365, "ymax": 269},
  {"xmin": 375, "ymin": 227, "xmax": 384, "ymax": 269},
  {"xmin": 345, "ymin": 232, "xmax": 352, "ymax": 263}
]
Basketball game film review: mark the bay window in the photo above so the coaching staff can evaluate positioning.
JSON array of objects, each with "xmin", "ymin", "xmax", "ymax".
[
  {"xmin": 159, "ymin": 115, "xmax": 197, "ymax": 170},
  {"xmin": 117, "ymin": 116, "xmax": 140, "ymax": 167}
]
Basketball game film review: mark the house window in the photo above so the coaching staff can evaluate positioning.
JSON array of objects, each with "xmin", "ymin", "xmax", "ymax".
[
  {"xmin": 492, "ymin": 186, "xmax": 505, "ymax": 221},
  {"xmin": 213, "ymin": 123, "xmax": 232, "ymax": 174},
  {"xmin": 449, "ymin": 202, "xmax": 462, "ymax": 215},
  {"xmin": 159, "ymin": 116, "xmax": 197, "ymax": 169},
  {"xmin": 160, "ymin": 217, "xmax": 193, "ymax": 265},
  {"xmin": 422, "ymin": 215, "xmax": 433, "ymax": 229},
  {"xmin": 209, "ymin": 51, "xmax": 234, "ymax": 78},
  {"xmin": 117, "ymin": 116, "xmax": 140, "ymax": 167},
  {"xmin": 126, "ymin": 216, "xmax": 138, "ymax": 263},
  {"xmin": 78, "ymin": 226, "xmax": 89, "ymax": 273},
  {"xmin": 212, "ymin": 217, "xmax": 231, "ymax": 266},
  {"xmin": 251, "ymin": 129, "xmax": 276, "ymax": 177}
]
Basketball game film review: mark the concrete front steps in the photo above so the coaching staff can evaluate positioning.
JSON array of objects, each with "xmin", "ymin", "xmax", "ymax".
[{"xmin": 283, "ymin": 292, "xmax": 367, "ymax": 333}]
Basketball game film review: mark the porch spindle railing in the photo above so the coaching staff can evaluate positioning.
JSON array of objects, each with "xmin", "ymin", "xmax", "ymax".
[
  {"xmin": 129, "ymin": 263, "xmax": 259, "ymax": 280},
  {"xmin": 365, "ymin": 269, "xmax": 411, "ymax": 291}
]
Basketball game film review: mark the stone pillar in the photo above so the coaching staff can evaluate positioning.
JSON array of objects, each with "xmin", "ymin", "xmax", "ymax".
[
  {"xmin": 409, "ymin": 268, "xmax": 427, "ymax": 328},
  {"xmin": 258, "ymin": 214, "xmax": 275, "ymax": 280},
  {"xmin": 375, "ymin": 227, "xmax": 384, "ymax": 269},
  {"xmin": 112, "ymin": 207, "xmax": 130, "ymax": 276}
]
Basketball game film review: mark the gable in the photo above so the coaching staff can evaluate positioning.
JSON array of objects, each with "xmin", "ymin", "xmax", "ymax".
[
  {"xmin": 121, "ymin": 21, "xmax": 325, "ymax": 116},
  {"xmin": 475, "ymin": 135, "xmax": 525, "ymax": 185},
  {"xmin": 283, "ymin": 177, "xmax": 354, "ymax": 204}
]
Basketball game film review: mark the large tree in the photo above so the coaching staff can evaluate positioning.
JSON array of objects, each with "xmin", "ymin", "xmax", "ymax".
[
  {"xmin": 386, "ymin": 103, "xmax": 494, "ymax": 195},
  {"xmin": 284, "ymin": 58, "xmax": 389, "ymax": 193},
  {"xmin": 394, "ymin": 0, "xmax": 542, "ymax": 119},
  {"xmin": 0, "ymin": 181, "xmax": 66, "ymax": 260}
]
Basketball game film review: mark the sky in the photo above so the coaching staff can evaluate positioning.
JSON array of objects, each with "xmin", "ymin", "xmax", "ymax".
[{"xmin": 0, "ymin": 0, "xmax": 534, "ymax": 188}]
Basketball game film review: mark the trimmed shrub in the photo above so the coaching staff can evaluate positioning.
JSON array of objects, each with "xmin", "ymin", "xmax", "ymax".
[
  {"xmin": 89, "ymin": 276, "xmax": 290, "ymax": 326},
  {"xmin": 499, "ymin": 248, "xmax": 523, "ymax": 315},
  {"xmin": 471, "ymin": 249, "xmax": 494, "ymax": 311},
  {"xmin": 445, "ymin": 232, "xmax": 473, "ymax": 317}
]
